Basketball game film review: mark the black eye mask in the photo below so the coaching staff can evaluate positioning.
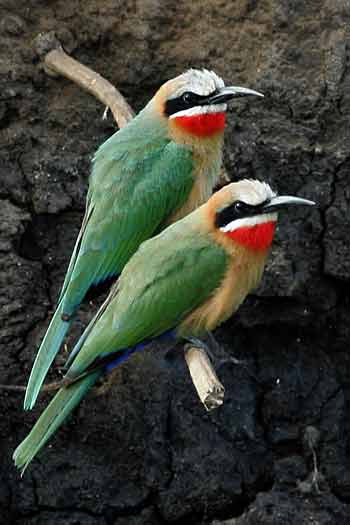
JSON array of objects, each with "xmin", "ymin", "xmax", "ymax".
[
  {"xmin": 215, "ymin": 200, "xmax": 270, "ymax": 229},
  {"xmin": 164, "ymin": 90, "xmax": 218, "ymax": 117}
]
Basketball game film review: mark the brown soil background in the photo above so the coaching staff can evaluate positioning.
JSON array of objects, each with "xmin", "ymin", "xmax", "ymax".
[{"xmin": 1, "ymin": 1, "xmax": 350, "ymax": 523}]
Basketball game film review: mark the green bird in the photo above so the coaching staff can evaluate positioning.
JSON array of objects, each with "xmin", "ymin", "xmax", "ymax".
[
  {"xmin": 24, "ymin": 68, "xmax": 263, "ymax": 411},
  {"xmin": 14, "ymin": 180, "xmax": 315, "ymax": 472}
]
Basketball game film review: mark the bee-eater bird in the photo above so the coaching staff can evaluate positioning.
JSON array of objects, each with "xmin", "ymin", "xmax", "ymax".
[
  {"xmin": 14, "ymin": 179, "xmax": 315, "ymax": 472},
  {"xmin": 24, "ymin": 69, "xmax": 263, "ymax": 411}
]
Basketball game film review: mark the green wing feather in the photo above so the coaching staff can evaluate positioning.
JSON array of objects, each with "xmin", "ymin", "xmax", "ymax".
[
  {"xmin": 57, "ymin": 196, "xmax": 94, "ymax": 304},
  {"xmin": 25, "ymin": 116, "xmax": 195, "ymax": 410},
  {"xmin": 61, "ymin": 138, "xmax": 195, "ymax": 314},
  {"xmin": 67, "ymin": 218, "xmax": 229, "ymax": 378},
  {"xmin": 15, "ymin": 219, "xmax": 228, "ymax": 471}
]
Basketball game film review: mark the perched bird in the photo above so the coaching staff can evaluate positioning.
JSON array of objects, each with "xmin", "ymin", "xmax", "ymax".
[
  {"xmin": 24, "ymin": 69, "xmax": 263, "ymax": 411},
  {"xmin": 14, "ymin": 179, "xmax": 315, "ymax": 472}
]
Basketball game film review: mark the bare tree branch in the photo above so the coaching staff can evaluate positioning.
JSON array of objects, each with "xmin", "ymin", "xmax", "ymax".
[
  {"xmin": 184, "ymin": 347, "xmax": 225, "ymax": 410},
  {"xmin": 45, "ymin": 47, "xmax": 134, "ymax": 128},
  {"xmin": 0, "ymin": 382, "xmax": 61, "ymax": 393}
]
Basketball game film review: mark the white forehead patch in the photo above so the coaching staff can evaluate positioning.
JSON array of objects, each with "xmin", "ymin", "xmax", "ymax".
[
  {"xmin": 231, "ymin": 179, "xmax": 276, "ymax": 206},
  {"xmin": 220, "ymin": 213, "xmax": 278, "ymax": 234},
  {"xmin": 169, "ymin": 69, "xmax": 225, "ymax": 99}
]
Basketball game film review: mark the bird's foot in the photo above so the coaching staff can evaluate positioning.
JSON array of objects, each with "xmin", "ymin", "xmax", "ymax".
[
  {"xmin": 183, "ymin": 334, "xmax": 247, "ymax": 368},
  {"xmin": 216, "ymin": 356, "xmax": 246, "ymax": 368},
  {"xmin": 206, "ymin": 332, "xmax": 248, "ymax": 367}
]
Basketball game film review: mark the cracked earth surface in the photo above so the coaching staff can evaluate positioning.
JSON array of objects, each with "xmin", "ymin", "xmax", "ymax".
[{"xmin": 1, "ymin": 0, "xmax": 350, "ymax": 523}]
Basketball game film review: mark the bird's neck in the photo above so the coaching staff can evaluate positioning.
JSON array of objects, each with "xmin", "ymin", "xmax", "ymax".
[
  {"xmin": 139, "ymin": 101, "xmax": 226, "ymax": 153},
  {"xmin": 207, "ymin": 215, "xmax": 274, "ymax": 295},
  {"xmin": 172, "ymin": 112, "xmax": 226, "ymax": 137},
  {"xmin": 168, "ymin": 112, "xmax": 225, "ymax": 154},
  {"xmin": 177, "ymin": 214, "xmax": 270, "ymax": 337},
  {"xmin": 214, "ymin": 231, "xmax": 270, "ymax": 305},
  {"xmin": 223, "ymin": 221, "xmax": 276, "ymax": 252}
]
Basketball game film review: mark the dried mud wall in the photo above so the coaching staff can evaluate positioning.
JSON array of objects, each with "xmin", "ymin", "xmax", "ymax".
[{"xmin": 1, "ymin": 1, "xmax": 350, "ymax": 523}]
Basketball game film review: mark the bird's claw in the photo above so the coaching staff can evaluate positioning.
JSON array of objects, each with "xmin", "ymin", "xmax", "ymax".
[{"xmin": 183, "ymin": 335, "xmax": 246, "ymax": 369}]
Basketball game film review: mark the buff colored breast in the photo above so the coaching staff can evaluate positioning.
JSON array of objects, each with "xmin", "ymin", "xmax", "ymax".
[
  {"xmin": 178, "ymin": 236, "xmax": 268, "ymax": 336},
  {"xmin": 167, "ymin": 149, "xmax": 222, "ymax": 225}
]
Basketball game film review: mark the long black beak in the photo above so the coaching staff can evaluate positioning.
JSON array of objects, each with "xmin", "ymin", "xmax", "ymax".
[
  {"xmin": 262, "ymin": 195, "xmax": 316, "ymax": 213},
  {"xmin": 205, "ymin": 86, "xmax": 264, "ymax": 105}
]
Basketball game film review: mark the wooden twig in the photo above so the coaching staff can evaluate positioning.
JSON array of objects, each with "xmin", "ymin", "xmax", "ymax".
[
  {"xmin": 34, "ymin": 31, "xmax": 134, "ymax": 128},
  {"xmin": 184, "ymin": 347, "xmax": 225, "ymax": 410},
  {"xmin": 12, "ymin": 33, "xmax": 226, "ymax": 410},
  {"xmin": 0, "ymin": 352, "xmax": 225, "ymax": 410},
  {"xmin": 0, "ymin": 382, "xmax": 61, "ymax": 393},
  {"xmin": 44, "ymin": 48, "xmax": 134, "ymax": 127}
]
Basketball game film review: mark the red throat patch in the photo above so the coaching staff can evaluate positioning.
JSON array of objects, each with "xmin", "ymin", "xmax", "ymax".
[
  {"xmin": 174, "ymin": 112, "xmax": 226, "ymax": 137},
  {"xmin": 224, "ymin": 221, "xmax": 276, "ymax": 251}
]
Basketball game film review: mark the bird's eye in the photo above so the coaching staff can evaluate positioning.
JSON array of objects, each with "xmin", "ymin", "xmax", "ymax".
[
  {"xmin": 182, "ymin": 92, "xmax": 194, "ymax": 104},
  {"xmin": 234, "ymin": 201, "xmax": 245, "ymax": 215}
]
